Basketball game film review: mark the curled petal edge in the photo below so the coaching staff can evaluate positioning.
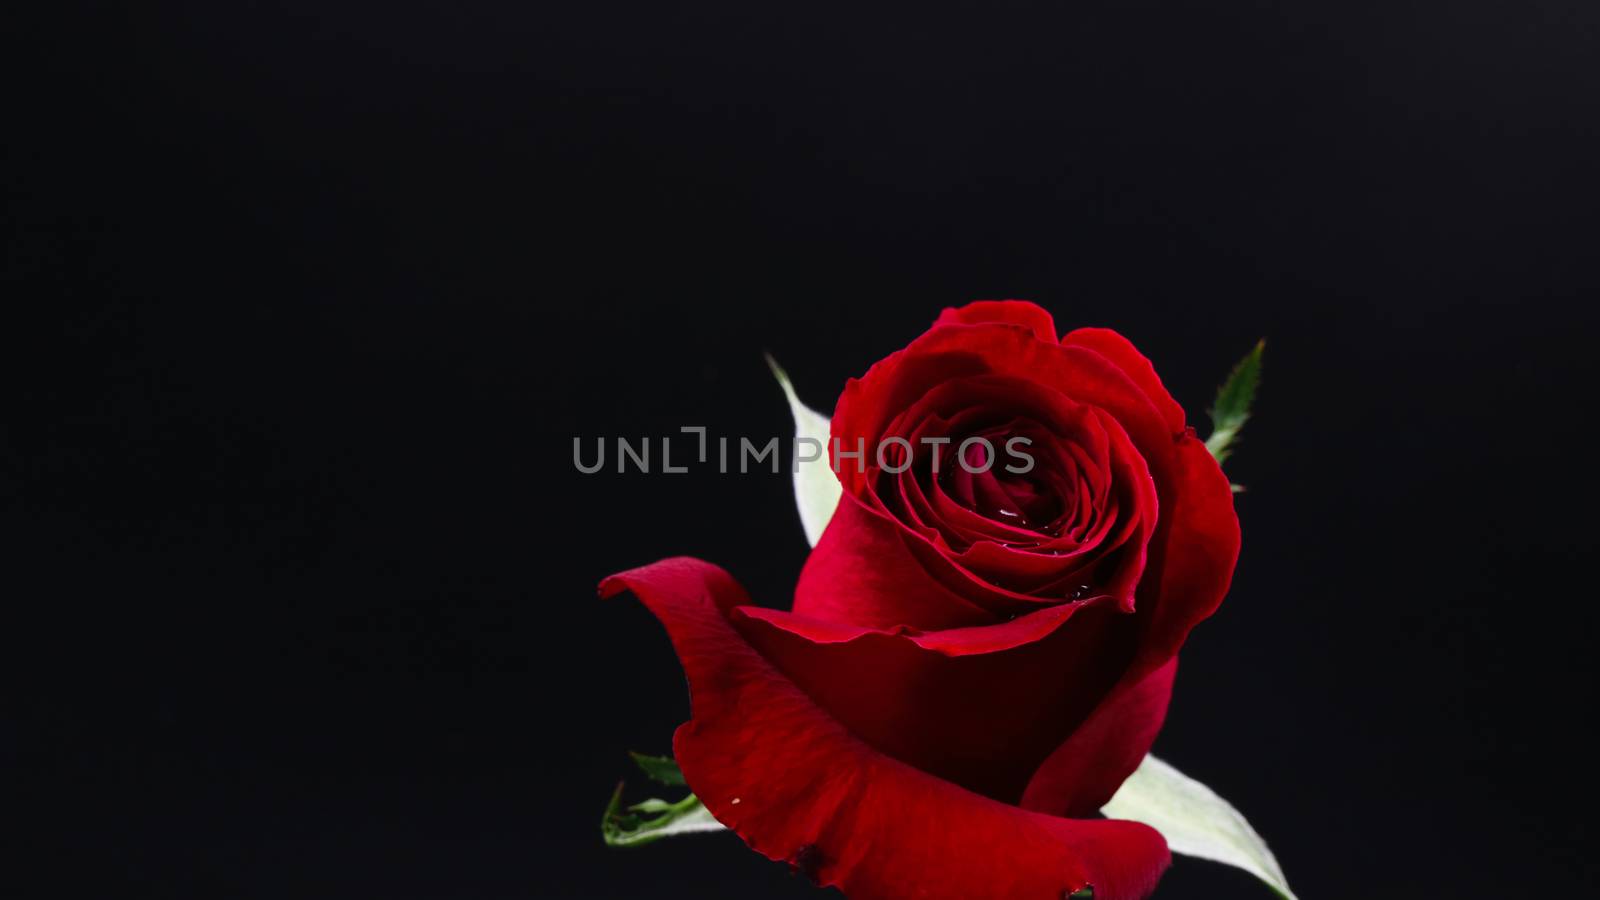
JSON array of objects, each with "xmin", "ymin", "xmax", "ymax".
[{"xmin": 601, "ymin": 557, "xmax": 1171, "ymax": 900}]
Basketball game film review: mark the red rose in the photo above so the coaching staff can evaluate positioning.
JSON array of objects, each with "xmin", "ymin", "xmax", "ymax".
[{"xmin": 602, "ymin": 301, "xmax": 1240, "ymax": 899}]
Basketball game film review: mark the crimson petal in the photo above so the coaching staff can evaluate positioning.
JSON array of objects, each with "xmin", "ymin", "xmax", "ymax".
[
  {"xmin": 601, "ymin": 557, "xmax": 1171, "ymax": 900},
  {"xmin": 935, "ymin": 298, "xmax": 1059, "ymax": 342},
  {"xmin": 1021, "ymin": 657, "xmax": 1178, "ymax": 816},
  {"xmin": 1136, "ymin": 434, "xmax": 1241, "ymax": 666},
  {"xmin": 731, "ymin": 600, "xmax": 1132, "ymax": 804},
  {"xmin": 1060, "ymin": 327, "xmax": 1187, "ymax": 434}
]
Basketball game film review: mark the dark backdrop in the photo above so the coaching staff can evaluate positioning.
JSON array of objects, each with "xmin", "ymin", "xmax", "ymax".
[{"xmin": 7, "ymin": 2, "xmax": 1599, "ymax": 897}]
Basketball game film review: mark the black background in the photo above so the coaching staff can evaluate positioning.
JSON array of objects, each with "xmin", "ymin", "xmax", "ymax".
[{"xmin": 8, "ymin": 2, "xmax": 1600, "ymax": 897}]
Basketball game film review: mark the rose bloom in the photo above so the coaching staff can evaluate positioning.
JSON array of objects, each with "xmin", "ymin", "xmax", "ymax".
[{"xmin": 603, "ymin": 301, "xmax": 1239, "ymax": 900}]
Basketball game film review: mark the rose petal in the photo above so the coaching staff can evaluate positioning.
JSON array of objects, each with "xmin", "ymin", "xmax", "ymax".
[
  {"xmin": 1020, "ymin": 436, "xmax": 1238, "ymax": 815},
  {"xmin": 737, "ymin": 601, "xmax": 1091, "ymax": 656},
  {"xmin": 601, "ymin": 557, "xmax": 1170, "ymax": 900},
  {"xmin": 935, "ymin": 298, "xmax": 1059, "ymax": 342},
  {"xmin": 797, "ymin": 495, "xmax": 1000, "ymax": 629},
  {"xmin": 733, "ymin": 599, "xmax": 1132, "ymax": 804},
  {"xmin": 1061, "ymin": 327, "xmax": 1187, "ymax": 434},
  {"xmin": 1021, "ymin": 657, "xmax": 1178, "ymax": 816},
  {"xmin": 1136, "ymin": 433, "xmax": 1241, "ymax": 665},
  {"xmin": 831, "ymin": 323, "xmax": 1176, "ymax": 506}
]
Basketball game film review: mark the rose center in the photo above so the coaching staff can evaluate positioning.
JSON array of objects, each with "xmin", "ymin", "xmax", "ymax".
[{"xmin": 938, "ymin": 437, "xmax": 1065, "ymax": 532}]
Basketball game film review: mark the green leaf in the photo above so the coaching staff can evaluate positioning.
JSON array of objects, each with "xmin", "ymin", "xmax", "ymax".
[
  {"xmin": 1101, "ymin": 755, "xmax": 1295, "ymax": 900},
  {"xmin": 765, "ymin": 353, "xmax": 841, "ymax": 547},
  {"xmin": 628, "ymin": 752, "xmax": 687, "ymax": 787},
  {"xmin": 1204, "ymin": 339, "xmax": 1265, "ymax": 464},
  {"xmin": 601, "ymin": 782, "xmax": 726, "ymax": 848},
  {"xmin": 603, "ymin": 754, "xmax": 726, "ymax": 847}
]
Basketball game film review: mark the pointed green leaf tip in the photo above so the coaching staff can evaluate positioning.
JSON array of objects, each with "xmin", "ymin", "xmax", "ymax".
[
  {"xmin": 602, "ymin": 754, "xmax": 724, "ymax": 848},
  {"xmin": 628, "ymin": 752, "xmax": 686, "ymax": 787},
  {"xmin": 1204, "ymin": 339, "xmax": 1265, "ymax": 465}
]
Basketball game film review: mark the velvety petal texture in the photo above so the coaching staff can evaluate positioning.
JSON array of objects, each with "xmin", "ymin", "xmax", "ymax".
[
  {"xmin": 604, "ymin": 301, "xmax": 1240, "ymax": 899},
  {"xmin": 601, "ymin": 559, "xmax": 1170, "ymax": 900}
]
